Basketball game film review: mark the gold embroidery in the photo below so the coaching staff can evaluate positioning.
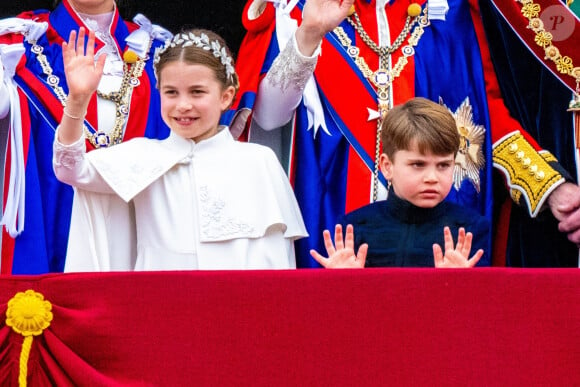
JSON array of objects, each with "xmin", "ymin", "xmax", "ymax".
[
  {"xmin": 493, "ymin": 133, "xmax": 563, "ymax": 215},
  {"xmin": 522, "ymin": 2, "xmax": 541, "ymax": 18},
  {"xmin": 540, "ymin": 150, "xmax": 558, "ymax": 163},
  {"xmin": 515, "ymin": 0, "xmax": 579, "ymax": 85}
]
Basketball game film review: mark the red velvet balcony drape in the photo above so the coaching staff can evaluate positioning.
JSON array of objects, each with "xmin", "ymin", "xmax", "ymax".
[{"xmin": 0, "ymin": 268, "xmax": 579, "ymax": 386}]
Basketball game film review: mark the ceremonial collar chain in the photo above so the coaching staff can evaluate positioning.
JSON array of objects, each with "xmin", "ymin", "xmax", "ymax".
[
  {"xmin": 347, "ymin": 9, "xmax": 420, "ymax": 69},
  {"xmin": 338, "ymin": 6, "xmax": 429, "ymax": 115},
  {"xmin": 515, "ymin": 0, "xmax": 580, "ymax": 145},
  {"xmin": 334, "ymin": 5, "xmax": 430, "ymax": 201},
  {"xmin": 516, "ymin": 0, "xmax": 580, "ymax": 86},
  {"xmin": 153, "ymin": 32, "xmax": 235, "ymax": 82},
  {"xmin": 30, "ymin": 42, "xmax": 147, "ymax": 148}
]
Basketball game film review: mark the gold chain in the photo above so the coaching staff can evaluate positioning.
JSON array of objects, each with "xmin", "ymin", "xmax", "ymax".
[
  {"xmin": 31, "ymin": 42, "xmax": 147, "ymax": 148},
  {"xmin": 334, "ymin": 6, "xmax": 429, "ymax": 201},
  {"xmin": 88, "ymin": 60, "xmax": 146, "ymax": 148},
  {"xmin": 347, "ymin": 10, "xmax": 418, "ymax": 68},
  {"xmin": 516, "ymin": 0, "xmax": 580, "ymax": 86},
  {"xmin": 515, "ymin": 0, "xmax": 580, "ymax": 146}
]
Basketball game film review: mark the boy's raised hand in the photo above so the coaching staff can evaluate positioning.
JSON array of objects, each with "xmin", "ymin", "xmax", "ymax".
[
  {"xmin": 432, "ymin": 227, "xmax": 483, "ymax": 268},
  {"xmin": 310, "ymin": 224, "xmax": 367, "ymax": 269},
  {"xmin": 62, "ymin": 28, "xmax": 106, "ymax": 101}
]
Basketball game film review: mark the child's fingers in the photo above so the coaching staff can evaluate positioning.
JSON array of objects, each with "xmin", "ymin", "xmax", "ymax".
[
  {"xmin": 310, "ymin": 249, "xmax": 328, "ymax": 268},
  {"xmin": 443, "ymin": 226, "xmax": 454, "ymax": 253},
  {"xmin": 322, "ymin": 229, "xmax": 336, "ymax": 256},
  {"xmin": 67, "ymin": 29, "xmax": 77, "ymax": 50},
  {"xmin": 95, "ymin": 54, "xmax": 107, "ymax": 76},
  {"xmin": 356, "ymin": 243, "xmax": 368, "ymax": 266},
  {"xmin": 468, "ymin": 249, "xmax": 483, "ymax": 267},
  {"xmin": 76, "ymin": 27, "xmax": 86, "ymax": 55},
  {"xmin": 86, "ymin": 29, "xmax": 96, "ymax": 58},
  {"xmin": 460, "ymin": 231, "xmax": 473, "ymax": 257},
  {"xmin": 344, "ymin": 224, "xmax": 355, "ymax": 249},
  {"xmin": 334, "ymin": 224, "xmax": 344, "ymax": 250},
  {"xmin": 454, "ymin": 227, "xmax": 466, "ymax": 252},
  {"xmin": 62, "ymin": 42, "xmax": 71, "ymax": 64},
  {"xmin": 62, "ymin": 30, "xmax": 77, "ymax": 63},
  {"xmin": 432, "ymin": 243, "xmax": 443, "ymax": 267}
]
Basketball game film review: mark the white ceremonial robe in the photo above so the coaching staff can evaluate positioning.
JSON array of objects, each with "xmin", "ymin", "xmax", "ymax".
[{"xmin": 53, "ymin": 127, "xmax": 308, "ymax": 271}]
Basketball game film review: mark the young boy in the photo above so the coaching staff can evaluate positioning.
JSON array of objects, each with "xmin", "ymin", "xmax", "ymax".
[{"xmin": 310, "ymin": 97, "xmax": 488, "ymax": 268}]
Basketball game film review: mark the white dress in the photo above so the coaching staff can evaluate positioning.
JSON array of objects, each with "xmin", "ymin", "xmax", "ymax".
[{"xmin": 53, "ymin": 127, "xmax": 308, "ymax": 271}]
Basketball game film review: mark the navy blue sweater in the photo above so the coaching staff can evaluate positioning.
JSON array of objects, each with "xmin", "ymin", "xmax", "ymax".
[{"xmin": 341, "ymin": 191, "xmax": 490, "ymax": 267}]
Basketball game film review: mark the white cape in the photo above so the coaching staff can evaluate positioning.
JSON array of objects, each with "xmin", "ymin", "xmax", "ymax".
[{"xmin": 58, "ymin": 129, "xmax": 307, "ymax": 271}]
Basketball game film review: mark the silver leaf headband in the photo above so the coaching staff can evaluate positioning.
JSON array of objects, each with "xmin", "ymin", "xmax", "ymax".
[{"xmin": 153, "ymin": 32, "xmax": 235, "ymax": 82}]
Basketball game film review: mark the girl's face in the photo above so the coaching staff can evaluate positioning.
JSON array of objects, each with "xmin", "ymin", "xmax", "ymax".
[
  {"xmin": 380, "ymin": 141, "xmax": 455, "ymax": 208},
  {"xmin": 68, "ymin": 0, "xmax": 115, "ymax": 14},
  {"xmin": 159, "ymin": 61, "xmax": 235, "ymax": 142}
]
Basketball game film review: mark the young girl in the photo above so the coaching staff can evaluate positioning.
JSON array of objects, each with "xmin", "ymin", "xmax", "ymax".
[{"xmin": 54, "ymin": 27, "xmax": 307, "ymax": 271}]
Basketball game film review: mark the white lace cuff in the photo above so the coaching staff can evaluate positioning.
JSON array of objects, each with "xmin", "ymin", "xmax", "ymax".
[
  {"xmin": 253, "ymin": 33, "xmax": 319, "ymax": 129},
  {"xmin": 264, "ymin": 33, "xmax": 318, "ymax": 94},
  {"xmin": 53, "ymin": 128, "xmax": 86, "ymax": 170}
]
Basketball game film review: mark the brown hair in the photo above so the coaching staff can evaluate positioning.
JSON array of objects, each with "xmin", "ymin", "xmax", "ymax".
[
  {"xmin": 380, "ymin": 97, "xmax": 459, "ymax": 159},
  {"xmin": 154, "ymin": 28, "xmax": 240, "ymax": 106}
]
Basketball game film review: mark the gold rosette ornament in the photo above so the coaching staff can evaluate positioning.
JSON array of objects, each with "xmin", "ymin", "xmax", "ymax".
[{"xmin": 6, "ymin": 290, "xmax": 53, "ymax": 387}]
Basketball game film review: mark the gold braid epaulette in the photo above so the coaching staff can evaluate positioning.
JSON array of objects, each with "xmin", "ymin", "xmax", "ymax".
[{"xmin": 493, "ymin": 133, "xmax": 564, "ymax": 216}]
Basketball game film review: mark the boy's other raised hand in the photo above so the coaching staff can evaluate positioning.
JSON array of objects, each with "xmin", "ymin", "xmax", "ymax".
[
  {"xmin": 310, "ymin": 224, "xmax": 367, "ymax": 269},
  {"xmin": 433, "ymin": 227, "xmax": 483, "ymax": 268}
]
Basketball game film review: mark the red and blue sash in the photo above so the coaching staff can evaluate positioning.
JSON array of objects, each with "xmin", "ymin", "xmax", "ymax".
[
  {"xmin": 234, "ymin": 0, "xmax": 530, "ymax": 267},
  {"xmin": 1, "ymin": 0, "xmax": 169, "ymax": 273}
]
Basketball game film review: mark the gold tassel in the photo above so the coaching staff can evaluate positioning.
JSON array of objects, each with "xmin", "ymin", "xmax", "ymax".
[{"xmin": 6, "ymin": 290, "xmax": 53, "ymax": 387}]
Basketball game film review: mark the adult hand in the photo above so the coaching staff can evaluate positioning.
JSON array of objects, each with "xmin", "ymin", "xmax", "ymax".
[
  {"xmin": 310, "ymin": 224, "xmax": 367, "ymax": 268},
  {"xmin": 296, "ymin": 0, "xmax": 355, "ymax": 55},
  {"xmin": 433, "ymin": 227, "xmax": 482, "ymax": 268},
  {"xmin": 547, "ymin": 182, "xmax": 580, "ymax": 245}
]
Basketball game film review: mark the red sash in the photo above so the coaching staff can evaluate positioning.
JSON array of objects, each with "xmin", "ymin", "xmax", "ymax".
[{"xmin": 490, "ymin": 0, "xmax": 580, "ymax": 92}]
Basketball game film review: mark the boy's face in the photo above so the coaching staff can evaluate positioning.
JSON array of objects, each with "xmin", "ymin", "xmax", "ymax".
[{"xmin": 379, "ymin": 141, "xmax": 455, "ymax": 208}]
